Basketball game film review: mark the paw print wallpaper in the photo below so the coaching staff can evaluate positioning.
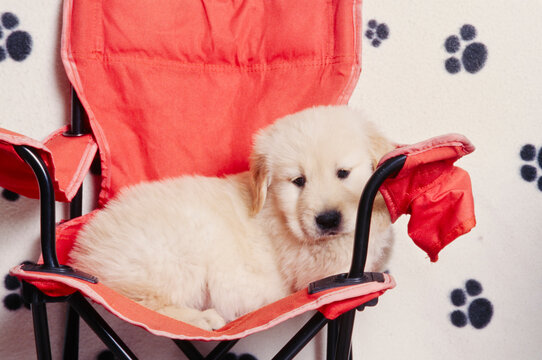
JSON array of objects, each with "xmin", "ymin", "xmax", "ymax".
[
  {"xmin": 365, "ymin": 19, "xmax": 390, "ymax": 47},
  {"xmin": 1, "ymin": 1, "xmax": 541, "ymax": 359},
  {"xmin": 520, "ymin": 144, "xmax": 542, "ymax": 191},
  {"xmin": 450, "ymin": 279, "xmax": 493, "ymax": 329},
  {"xmin": 444, "ymin": 24, "xmax": 488, "ymax": 74},
  {"xmin": 0, "ymin": 12, "xmax": 32, "ymax": 62}
]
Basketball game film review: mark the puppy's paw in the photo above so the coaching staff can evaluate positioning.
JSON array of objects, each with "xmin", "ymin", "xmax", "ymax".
[
  {"xmin": 182, "ymin": 308, "xmax": 226, "ymax": 331},
  {"xmin": 157, "ymin": 306, "xmax": 226, "ymax": 331},
  {"xmin": 200, "ymin": 308, "xmax": 227, "ymax": 330}
]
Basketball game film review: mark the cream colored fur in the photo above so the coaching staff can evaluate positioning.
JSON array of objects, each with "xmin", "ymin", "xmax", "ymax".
[{"xmin": 69, "ymin": 106, "xmax": 396, "ymax": 330}]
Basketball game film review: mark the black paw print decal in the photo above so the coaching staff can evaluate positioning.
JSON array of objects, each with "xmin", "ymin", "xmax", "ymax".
[
  {"xmin": 96, "ymin": 350, "xmax": 115, "ymax": 360},
  {"xmin": 2, "ymin": 188, "xmax": 20, "ymax": 202},
  {"xmin": 450, "ymin": 279, "xmax": 493, "ymax": 329},
  {"xmin": 3, "ymin": 273, "xmax": 29, "ymax": 311},
  {"xmin": 365, "ymin": 19, "xmax": 389, "ymax": 47},
  {"xmin": 444, "ymin": 24, "xmax": 487, "ymax": 74},
  {"xmin": 520, "ymin": 144, "xmax": 542, "ymax": 191},
  {"xmin": 0, "ymin": 12, "xmax": 32, "ymax": 62},
  {"xmin": 224, "ymin": 353, "xmax": 257, "ymax": 360}
]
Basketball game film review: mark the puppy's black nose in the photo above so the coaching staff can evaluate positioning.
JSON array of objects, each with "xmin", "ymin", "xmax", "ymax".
[{"xmin": 315, "ymin": 210, "xmax": 342, "ymax": 231}]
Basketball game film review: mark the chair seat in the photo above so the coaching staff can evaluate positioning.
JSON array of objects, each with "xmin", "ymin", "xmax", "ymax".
[
  {"xmin": 11, "ymin": 210, "xmax": 394, "ymax": 341},
  {"xmin": 11, "ymin": 264, "xmax": 394, "ymax": 341}
]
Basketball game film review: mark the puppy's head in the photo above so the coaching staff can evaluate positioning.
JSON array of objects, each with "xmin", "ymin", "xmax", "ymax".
[{"xmin": 249, "ymin": 106, "xmax": 394, "ymax": 243}]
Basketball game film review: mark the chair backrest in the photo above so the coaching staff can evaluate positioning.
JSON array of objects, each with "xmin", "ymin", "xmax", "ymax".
[{"xmin": 62, "ymin": 0, "xmax": 362, "ymax": 205}]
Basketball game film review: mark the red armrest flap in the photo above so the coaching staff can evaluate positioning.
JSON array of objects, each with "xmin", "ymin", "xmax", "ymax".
[
  {"xmin": 0, "ymin": 127, "xmax": 97, "ymax": 202},
  {"xmin": 378, "ymin": 134, "xmax": 476, "ymax": 261}
]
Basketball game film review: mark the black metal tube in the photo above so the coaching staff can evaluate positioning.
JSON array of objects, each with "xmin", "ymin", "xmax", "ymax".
[
  {"xmin": 69, "ymin": 88, "xmax": 84, "ymax": 135},
  {"xmin": 68, "ymin": 293, "xmax": 138, "ymax": 360},
  {"xmin": 32, "ymin": 301, "xmax": 52, "ymax": 360},
  {"xmin": 334, "ymin": 310, "xmax": 355, "ymax": 360},
  {"xmin": 348, "ymin": 155, "xmax": 407, "ymax": 279},
  {"xmin": 173, "ymin": 340, "xmax": 204, "ymax": 360},
  {"xmin": 327, "ymin": 318, "xmax": 339, "ymax": 360},
  {"xmin": 272, "ymin": 312, "xmax": 329, "ymax": 360},
  {"xmin": 69, "ymin": 186, "xmax": 83, "ymax": 219},
  {"xmin": 14, "ymin": 145, "xmax": 59, "ymax": 268},
  {"xmin": 61, "ymin": 86, "xmax": 86, "ymax": 360},
  {"xmin": 62, "ymin": 306, "xmax": 80, "ymax": 360},
  {"xmin": 63, "ymin": 182, "xmax": 84, "ymax": 360},
  {"xmin": 206, "ymin": 340, "xmax": 239, "ymax": 360}
]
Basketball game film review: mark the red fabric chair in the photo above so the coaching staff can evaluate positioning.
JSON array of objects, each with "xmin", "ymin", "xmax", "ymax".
[{"xmin": 1, "ymin": 1, "xmax": 475, "ymax": 359}]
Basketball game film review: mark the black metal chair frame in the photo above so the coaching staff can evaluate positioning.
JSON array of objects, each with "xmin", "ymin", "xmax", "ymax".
[{"xmin": 13, "ymin": 89, "xmax": 406, "ymax": 360}]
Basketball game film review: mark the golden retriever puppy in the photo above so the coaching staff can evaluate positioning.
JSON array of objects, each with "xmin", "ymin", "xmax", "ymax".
[{"xmin": 69, "ymin": 105, "xmax": 395, "ymax": 330}]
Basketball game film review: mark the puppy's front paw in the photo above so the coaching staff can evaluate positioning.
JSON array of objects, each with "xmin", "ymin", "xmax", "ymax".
[
  {"xmin": 200, "ymin": 308, "xmax": 227, "ymax": 330},
  {"xmin": 157, "ymin": 306, "xmax": 226, "ymax": 331}
]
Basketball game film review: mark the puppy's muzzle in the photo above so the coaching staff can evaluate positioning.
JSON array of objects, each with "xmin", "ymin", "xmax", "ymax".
[{"xmin": 315, "ymin": 210, "xmax": 342, "ymax": 234}]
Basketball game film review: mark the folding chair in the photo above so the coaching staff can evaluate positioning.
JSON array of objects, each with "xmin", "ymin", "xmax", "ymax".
[{"xmin": 0, "ymin": 1, "xmax": 476, "ymax": 359}]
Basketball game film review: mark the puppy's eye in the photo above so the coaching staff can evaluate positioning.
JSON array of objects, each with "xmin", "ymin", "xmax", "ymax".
[
  {"xmin": 337, "ymin": 169, "xmax": 350, "ymax": 179},
  {"xmin": 292, "ymin": 176, "xmax": 306, "ymax": 187}
]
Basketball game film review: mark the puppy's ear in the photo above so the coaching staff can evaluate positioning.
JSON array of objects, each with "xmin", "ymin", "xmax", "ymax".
[
  {"xmin": 249, "ymin": 153, "xmax": 269, "ymax": 215},
  {"xmin": 366, "ymin": 121, "xmax": 396, "ymax": 170}
]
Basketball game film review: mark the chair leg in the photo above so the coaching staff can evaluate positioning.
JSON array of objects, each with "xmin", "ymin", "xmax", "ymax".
[
  {"xmin": 23, "ymin": 281, "xmax": 52, "ymax": 360},
  {"xmin": 68, "ymin": 292, "xmax": 138, "ymax": 360},
  {"xmin": 206, "ymin": 340, "xmax": 239, "ymax": 360},
  {"xmin": 63, "ymin": 305, "xmax": 80, "ymax": 360},
  {"xmin": 173, "ymin": 340, "xmax": 204, "ymax": 360},
  {"xmin": 31, "ymin": 301, "xmax": 52, "ymax": 360},
  {"xmin": 327, "ymin": 318, "xmax": 339, "ymax": 360},
  {"xmin": 272, "ymin": 312, "xmax": 329, "ymax": 360},
  {"xmin": 334, "ymin": 310, "xmax": 356, "ymax": 360}
]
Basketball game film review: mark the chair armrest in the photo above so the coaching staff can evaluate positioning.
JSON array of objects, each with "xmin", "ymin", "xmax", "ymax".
[
  {"xmin": 348, "ymin": 155, "xmax": 407, "ymax": 278},
  {"xmin": 11, "ymin": 144, "xmax": 97, "ymax": 282},
  {"xmin": 311, "ymin": 134, "xmax": 476, "ymax": 291},
  {"xmin": 13, "ymin": 145, "xmax": 58, "ymax": 267},
  {"xmin": 308, "ymin": 155, "xmax": 406, "ymax": 293},
  {"xmin": 0, "ymin": 126, "xmax": 97, "ymax": 202},
  {"xmin": 378, "ymin": 134, "xmax": 476, "ymax": 261}
]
